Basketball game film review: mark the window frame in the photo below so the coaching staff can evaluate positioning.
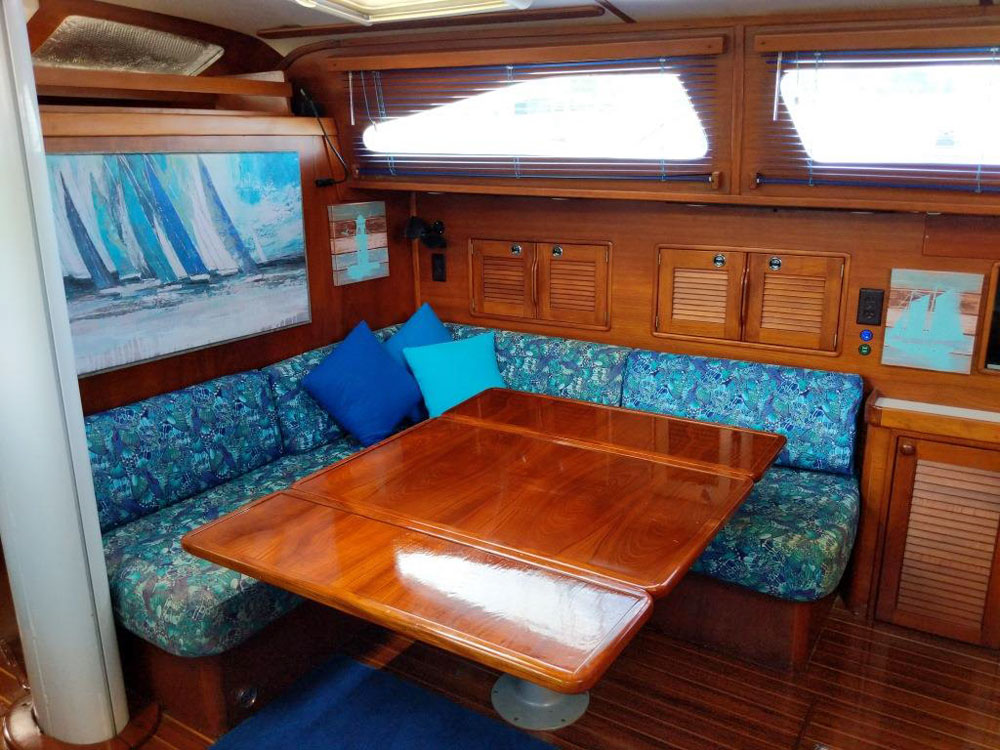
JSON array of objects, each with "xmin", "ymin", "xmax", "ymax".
[
  {"xmin": 325, "ymin": 33, "xmax": 735, "ymax": 199},
  {"xmin": 742, "ymin": 22, "xmax": 1000, "ymax": 212}
]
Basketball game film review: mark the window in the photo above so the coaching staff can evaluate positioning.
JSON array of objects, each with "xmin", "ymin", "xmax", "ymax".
[
  {"xmin": 345, "ymin": 49, "xmax": 723, "ymax": 183},
  {"xmin": 754, "ymin": 47, "xmax": 1000, "ymax": 193},
  {"xmin": 362, "ymin": 72, "xmax": 708, "ymax": 161}
]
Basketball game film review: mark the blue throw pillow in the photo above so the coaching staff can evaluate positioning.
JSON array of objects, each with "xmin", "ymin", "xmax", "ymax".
[
  {"xmin": 384, "ymin": 303, "xmax": 453, "ymax": 423},
  {"xmin": 303, "ymin": 321, "xmax": 421, "ymax": 446},
  {"xmin": 403, "ymin": 333, "xmax": 506, "ymax": 417},
  {"xmin": 384, "ymin": 303, "xmax": 452, "ymax": 367}
]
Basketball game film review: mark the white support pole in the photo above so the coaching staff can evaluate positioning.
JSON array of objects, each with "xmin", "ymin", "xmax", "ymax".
[{"xmin": 0, "ymin": 0, "xmax": 129, "ymax": 743}]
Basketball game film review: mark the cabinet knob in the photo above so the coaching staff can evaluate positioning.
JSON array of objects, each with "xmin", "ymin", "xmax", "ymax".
[
  {"xmin": 713, "ymin": 254, "xmax": 726, "ymax": 268},
  {"xmin": 768, "ymin": 256, "xmax": 783, "ymax": 271},
  {"xmin": 510, "ymin": 244, "xmax": 522, "ymax": 256},
  {"xmin": 899, "ymin": 442, "xmax": 916, "ymax": 456},
  {"xmin": 552, "ymin": 245, "xmax": 564, "ymax": 257}
]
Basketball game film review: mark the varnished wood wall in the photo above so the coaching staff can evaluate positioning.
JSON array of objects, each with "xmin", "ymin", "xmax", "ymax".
[
  {"xmin": 44, "ymin": 123, "xmax": 415, "ymax": 415},
  {"xmin": 415, "ymin": 193, "xmax": 1000, "ymax": 411}
]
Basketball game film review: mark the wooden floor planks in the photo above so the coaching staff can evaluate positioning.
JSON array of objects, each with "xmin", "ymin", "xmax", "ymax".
[{"xmin": 2, "ymin": 603, "xmax": 998, "ymax": 750}]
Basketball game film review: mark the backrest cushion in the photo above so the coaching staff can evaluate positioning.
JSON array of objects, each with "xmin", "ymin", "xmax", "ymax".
[
  {"xmin": 86, "ymin": 372, "xmax": 283, "ymax": 532},
  {"xmin": 622, "ymin": 350, "xmax": 863, "ymax": 475},
  {"xmin": 262, "ymin": 324, "xmax": 402, "ymax": 454},
  {"xmin": 261, "ymin": 345, "xmax": 340, "ymax": 454},
  {"xmin": 447, "ymin": 324, "xmax": 629, "ymax": 406}
]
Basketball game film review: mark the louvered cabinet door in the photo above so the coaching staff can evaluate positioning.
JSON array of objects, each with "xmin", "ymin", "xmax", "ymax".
[
  {"xmin": 654, "ymin": 247, "xmax": 746, "ymax": 340},
  {"xmin": 876, "ymin": 439, "xmax": 1000, "ymax": 646},
  {"xmin": 537, "ymin": 242, "xmax": 610, "ymax": 329},
  {"xmin": 470, "ymin": 240, "xmax": 536, "ymax": 320},
  {"xmin": 743, "ymin": 253, "xmax": 845, "ymax": 351}
]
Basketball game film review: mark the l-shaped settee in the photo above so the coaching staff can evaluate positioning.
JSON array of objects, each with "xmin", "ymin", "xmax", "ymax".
[{"xmin": 86, "ymin": 322, "xmax": 863, "ymax": 732}]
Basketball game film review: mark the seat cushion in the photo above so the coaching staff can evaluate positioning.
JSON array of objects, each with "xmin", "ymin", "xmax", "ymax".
[
  {"xmin": 262, "ymin": 325, "xmax": 403, "ymax": 455},
  {"xmin": 447, "ymin": 324, "xmax": 629, "ymax": 406},
  {"xmin": 103, "ymin": 437, "xmax": 362, "ymax": 657},
  {"xmin": 87, "ymin": 372, "xmax": 284, "ymax": 532},
  {"xmin": 691, "ymin": 467, "xmax": 860, "ymax": 602},
  {"xmin": 621, "ymin": 350, "xmax": 863, "ymax": 475}
]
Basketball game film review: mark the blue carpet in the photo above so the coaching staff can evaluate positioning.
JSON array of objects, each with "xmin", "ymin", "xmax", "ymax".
[{"xmin": 211, "ymin": 654, "xmax": 555, "ymax": 750}]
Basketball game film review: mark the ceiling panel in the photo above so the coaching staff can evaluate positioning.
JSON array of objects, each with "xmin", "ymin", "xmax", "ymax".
[{"xmin": 80, "ymin": 0, "xmax": 982, "ymax": 55}]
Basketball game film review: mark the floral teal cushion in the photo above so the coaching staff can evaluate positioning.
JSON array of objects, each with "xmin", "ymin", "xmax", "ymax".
[
  {"xmin": 103, "ymin": 437, "xmax": 362, "ymax": 657},
  {"xmin": 262, "ymin": 325, "xmax": 403, "ymax": 455},
  {"xmin": 447, "ymin": 324, "xmax": 629, "ymax": 406},
  {"xmin": 262, "ymin": 345, "xmax": 341, "ymax": 455},
  {"xmin": 86, "ymin": 372, "xmax": 284, "ymax": 533},
  {"xmin": 692, "ymin": 467, "xmax": 860, "ymax": 601},
  {"xmin": 621, "ymin": 350, "xmax": 863, "ymax": 475}
]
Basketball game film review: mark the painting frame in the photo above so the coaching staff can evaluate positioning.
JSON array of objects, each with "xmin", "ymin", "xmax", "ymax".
[{"xmin": 46, "ymin": 148, "xmax": 312, "ymax": 376}]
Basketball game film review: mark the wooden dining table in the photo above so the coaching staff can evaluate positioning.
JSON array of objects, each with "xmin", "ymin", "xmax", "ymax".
[{"xmin": 183, "ymin": 388, "xmax": 785, "ymax": 730}]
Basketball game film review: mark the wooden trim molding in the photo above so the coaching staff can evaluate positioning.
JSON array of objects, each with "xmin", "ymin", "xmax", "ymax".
[
  {"xmin": 39, "ymin": 111, "xmax": 334, "ymax": 137},
  {"xmin": 753, "ymin": 24, "xmax": 1000, "ymax": 52},
  {"xmin": 325, "ymin": 35, "xmax": 727, "ymax": 71},
  {"xmin": 33, "ymin": 66, "xmax": 291, "ymax": 99}
]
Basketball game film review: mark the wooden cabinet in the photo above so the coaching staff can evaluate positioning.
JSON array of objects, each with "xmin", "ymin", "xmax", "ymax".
[
  {"xmin": 470, "ymin": 239, "xmax": 535, "ymax": 320},
  {"xmin": 470, "ymin": 239, "xmax": 611, "ymax": 330},
  {"xmin": 744, "ymin": 253, "xmax": 844, "ymax": 351},
  {"xmin": 875, "ymin": 438, "xmax": 1000, "ymax": 645},
  {"xmin": 654, "ymin": 246, "xmax": 845, "ymax": 352},
  {"xmin": 850, "ymin": 394, "xmax": 1000, "ymax": 647},
  {"xmin": 655, "ymin": 248, "xmax": 746, "ymax": 340}
]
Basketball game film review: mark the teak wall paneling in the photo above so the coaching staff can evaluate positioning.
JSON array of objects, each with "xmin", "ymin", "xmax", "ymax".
[
  {"xmin": 415, "ymin": 193, "xmax": 1000, "ymax": 411},
  {"xmin": 44, "ymin": 122, "xmax": 415, "ymax": 415}
]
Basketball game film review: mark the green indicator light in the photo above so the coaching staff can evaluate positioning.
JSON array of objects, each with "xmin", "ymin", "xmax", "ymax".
[{"xmin": 859, "ymin": 344, "xmax": 872, "ymax": 356}]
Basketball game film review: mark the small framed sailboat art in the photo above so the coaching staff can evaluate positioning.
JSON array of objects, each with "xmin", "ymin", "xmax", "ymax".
[
  {"xmin": 882, "ymin": 268, "xmax": 985, "ymax": 374},
  {"xmin": 46, "ymin": 151, "xmax": 311, "ymax": 375}
]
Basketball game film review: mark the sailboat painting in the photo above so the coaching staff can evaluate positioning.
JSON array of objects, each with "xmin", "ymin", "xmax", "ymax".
[
  {"xmin": 882, "ymin": 269, "xmax": 984, "ymax": 374},
  {"xmin": 46, "ymin": 151, "xmax": 310, "ymax": 375}
]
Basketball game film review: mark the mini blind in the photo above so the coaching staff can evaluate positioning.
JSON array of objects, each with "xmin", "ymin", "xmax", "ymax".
[
  {"xmin": 344, "ymin": 52, "xmax": 722, "ymax": 183},
  {"xmin": 753, "ymin": 47, "xmax": 1000, "ymax": 194}
]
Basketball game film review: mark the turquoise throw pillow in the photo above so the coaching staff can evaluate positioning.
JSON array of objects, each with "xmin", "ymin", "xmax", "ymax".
[
  {"xmin": 384, "ymin": 303, "xmax": 452, "ymax": 367},
  {"xmin": 303, "ymin": 321, "xmax": 421, "ymax": 446},
  {"xmin": 403, "ymin": 333, "xmax": 506, "ymax": 417}
]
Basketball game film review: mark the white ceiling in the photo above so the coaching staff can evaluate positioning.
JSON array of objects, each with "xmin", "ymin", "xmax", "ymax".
[{"xmin": 99, "ymin": 0, "xmax": 980, "ymax": 55}]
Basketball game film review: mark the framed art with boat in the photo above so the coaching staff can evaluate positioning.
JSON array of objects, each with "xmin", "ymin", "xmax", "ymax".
[{"xmin": 45, "ymin": 150, "xmax": 310, "ymax": 375}]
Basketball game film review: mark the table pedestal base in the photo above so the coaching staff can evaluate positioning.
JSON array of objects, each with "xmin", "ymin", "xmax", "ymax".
[{"xmin": 490, "ymin": 675, "xmax": 589, "ymax": 731}]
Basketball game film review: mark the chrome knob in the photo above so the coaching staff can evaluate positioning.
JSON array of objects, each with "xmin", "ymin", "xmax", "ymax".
[
  {"xmin": 510, "ymin": 244, "xmax": 522, "ymax": 256},
  {"xmin": 713, "ymin": 254, "xmax": 726, "ymax": 268},
  {"xmin": 552, "ymin": 245, "xmax": 564, "ymax": 257},
  {"xmin": 769, "ymin": 256, "xmax": 783, "ymax": 271}
]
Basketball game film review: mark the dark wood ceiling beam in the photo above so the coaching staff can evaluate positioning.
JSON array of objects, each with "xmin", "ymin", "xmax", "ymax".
[
  {"xmin": 257, "ymin": 4, "xmax": 606, "ymax": 40},
  {"xmin": 596, "ymin": 0, "xmax": 635, "ymax": 24}
]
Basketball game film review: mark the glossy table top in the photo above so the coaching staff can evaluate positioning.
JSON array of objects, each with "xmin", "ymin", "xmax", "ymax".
[
  {"xmin": 185, "ymin": 388, "xmax": 784, "ymax": 694},
  {"xmin": 444, "ymin": 388, "xmax": 785, "ymax": 481},
  {"xmin": 182, "ymin": 491, "xmax": 651, "ymax": 693},
  {"xmin": 293, "ymin": 414, "xmax": 756, "ymax": 596}
]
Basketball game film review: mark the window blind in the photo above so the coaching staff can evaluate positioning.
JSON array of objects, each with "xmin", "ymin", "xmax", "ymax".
[
  {"xmin": 753, "ymin": 47, "xmax": 1000, "ymax": 194},
  {"xmin": 344, "ymin": 53, "xmax": 722, "ymax": 183}
]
